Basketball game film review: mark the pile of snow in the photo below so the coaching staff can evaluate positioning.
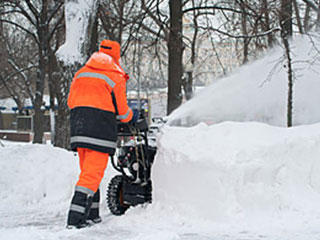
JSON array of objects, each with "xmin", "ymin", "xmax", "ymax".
[
  {"xmin": 0, "ymin": 143, "xmax": 78, "ymax": 211},
  {"xmin": 169, "ymin": 34, "xmax": 320, "ymax": 127},
  {"xmin": 154, "ymin": 122, "xmax": 320, "ymax": 231},
  {"xmin": 2, "ymin": 122, "xmax": 320, "ymax": 239}
]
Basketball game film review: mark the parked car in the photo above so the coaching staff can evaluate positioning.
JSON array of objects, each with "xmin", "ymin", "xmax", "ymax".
[{"xmin": 148, "ymin": 117, "xmax": 166, "ymax": 146}]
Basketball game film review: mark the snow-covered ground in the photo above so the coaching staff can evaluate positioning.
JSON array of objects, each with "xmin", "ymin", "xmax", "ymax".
[{"xmin": 1, "ymin": 121, "xmax": 320, "ymax": 239}]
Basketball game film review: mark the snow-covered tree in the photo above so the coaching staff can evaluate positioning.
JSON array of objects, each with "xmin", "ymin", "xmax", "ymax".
[{"xmin": 55, "ymin": 0, "xmax": 99, "ymax": 149}]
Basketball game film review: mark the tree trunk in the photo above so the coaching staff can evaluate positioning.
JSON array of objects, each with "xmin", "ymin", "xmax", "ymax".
[
  {"xmin": 182, "ymin": 71, "xmax": 193, "ymax": 100},
  {"xmin": 239, "ymin": 1, "xmax": 249, "ymax": 64},
  {"xmin": 261, "ymin": 0, "xmax": 274, "ymax": 47},
  {"xmin": 280, "ymin": 0, "xmax": 293, "ymax": 37},
  {"xmin": 32, "ymin": 53, "xmax": 46, "ymax": 143},
  {"xmin": 167, "ymin": 0, "xmax": 183, "ymax": 115},
  {"xmin": 304, "ymin": 4, "xmax": 311, "ymax": 32},
  {"xmin": 317, "ymin": 1, "xmax": 320, "ymax": 31},
  {"xmin": 293, "ymin": 0, "xmax": 303, "ymax": 34},
  {"xmin": 48, "ymin": 46, "xmax": 60, "ymax": 144},
  {"xmin": 280, "ymin": 0, "xmax": 294, "ymax": 127},
  {"xmin": 55, "ymin": 104, "xmax": 70, "ymax": 149},
  {"xmin": 88, "ymin": 15, "xmax": 99, "ymax": 56},
  {"xmin": 182, "ymin": 0, "xmax": 199, "ymax": 101},
  {"xmin": 55, "ymin": 0, "xmax": 98, "ymax": 149},
  {"xmin": 33, "ymin": 0, "xmax": 49, "ymax": 143},
  {"xmin": 279, "ymin": 1, "xmax": 294, "ymax": 127},
  {"xmin": 54, "ymin": 64, "xmax": 75, "ymax": 149},
  {"xmin": 282, "ymin": 34, "xmax": 294, "ymax": 127}
]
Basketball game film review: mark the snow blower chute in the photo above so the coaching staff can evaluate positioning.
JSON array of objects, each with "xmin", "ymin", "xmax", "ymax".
[{"xmin": 107, "ymin": 111, "xmax": 157, "ymax": 215}]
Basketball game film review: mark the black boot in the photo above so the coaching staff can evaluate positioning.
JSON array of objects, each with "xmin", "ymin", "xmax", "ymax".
[
  {"xmin": 88, "ymin": 188, "xmax": 102, "ymax": 224},
  {"xmin": 67, "ymin": 186, "xmax": 94, "ymax": 229}
]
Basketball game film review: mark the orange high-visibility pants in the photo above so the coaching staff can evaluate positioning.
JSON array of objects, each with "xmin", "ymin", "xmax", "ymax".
[{"xmin": 76, "ymin": 147, "xmax": 109, "ymax": 193}]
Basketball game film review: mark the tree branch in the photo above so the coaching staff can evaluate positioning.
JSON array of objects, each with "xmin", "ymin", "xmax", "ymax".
[
  {"xmin": 14, "ymin": 3, "xmax": 37, "ymax": 26},
  {"xmin": 0, "ymin": 19, "xmax": 38, "ymax": 44},
  {"xmin": 48, "ymin": 13, "xmax": 64, "ymax": 43},
  {"xmin": 141, "ymin": 0, "xmax": 169, "ymax": 39},
  {"xmin": 7, "ymin": 59, "xmax": 36, "ymax": 104},
  {"xmin": 301, "ymin": 0, "xmax": 319, "ymax": 12},
  {"xmin": 183, "ymin": 5, "xmax": 259, "ymax": 18},
  {"xmin": 47, "ymin": 2, "xmax": 64, "ymax": 24},
  {"xmin": 5, "ymin": 63, "xmax": 38, "ymax": 83},
  {"xmin": 139, "ymin": 22, "xmax": 167, "ymax": 41},
  {"xmin": 25, "ymin": 0, "xmax": 40, "ymax": 20},
  {"xmin": 201, "ymin": 25, "xmax": 281, "ymax": 39}
]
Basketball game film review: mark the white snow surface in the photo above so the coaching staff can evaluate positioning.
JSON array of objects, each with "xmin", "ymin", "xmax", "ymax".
[
  {"xmin": 1, "ymin": 122, "xmax": 320, "ymax": 239},
  {"xmin": 169, "ymin": 34, "xmax": 320, "ymax": 127}
]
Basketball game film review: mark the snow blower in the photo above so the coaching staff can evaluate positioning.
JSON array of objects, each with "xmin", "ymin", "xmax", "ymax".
[{"xmin": 107, "ymin": 111, "xmax": 157, "ymax": 215}]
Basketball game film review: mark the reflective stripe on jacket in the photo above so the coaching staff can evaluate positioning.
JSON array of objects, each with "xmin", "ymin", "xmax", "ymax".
[{"xmin": 68, "ymin": 52, "xmax": 133, "ymax": 154}]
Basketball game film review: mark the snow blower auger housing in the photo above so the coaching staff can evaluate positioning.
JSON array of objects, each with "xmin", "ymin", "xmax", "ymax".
[{"xmin": 107, "ymin": 113, "xmax": 157, "ymax": 216}]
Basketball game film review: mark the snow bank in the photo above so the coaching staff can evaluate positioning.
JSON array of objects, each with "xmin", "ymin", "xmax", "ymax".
[
  {"xmin": 169, "ymin": 34, "xmax": 320, "ymax": 127},
  {"xmin": 0, "ymin": 143, "xmax": 78, "ymax": 211},
  {"xmin": 153, "ymin": 122, "xmax": 320, "ymax": 229}
]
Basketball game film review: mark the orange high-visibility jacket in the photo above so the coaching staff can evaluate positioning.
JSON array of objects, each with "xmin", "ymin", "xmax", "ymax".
[{"xmin": 68, "ymin": 52, "xmax": 133, "ymax": 154}]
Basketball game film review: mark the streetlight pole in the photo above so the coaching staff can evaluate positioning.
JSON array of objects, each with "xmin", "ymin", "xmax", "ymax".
[{"xmin": 137, "ymin": 38, "xmax": 142, "ymax": 110}]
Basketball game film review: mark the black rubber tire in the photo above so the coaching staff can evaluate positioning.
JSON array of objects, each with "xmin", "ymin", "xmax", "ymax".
[{"xmin": 107, "ymin": 175, "xmax": 130, "ymax": 216}]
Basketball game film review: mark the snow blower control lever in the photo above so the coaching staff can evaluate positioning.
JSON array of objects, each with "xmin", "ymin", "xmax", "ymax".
[{"xmin": 107, "ymin": 110, "xmax": 157, "ymax": 215}]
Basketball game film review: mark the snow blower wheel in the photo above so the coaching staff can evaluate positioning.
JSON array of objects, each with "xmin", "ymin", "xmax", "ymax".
[{"xmin": 107, "ymin": 175, "xmax": 129, "ymax": 216}]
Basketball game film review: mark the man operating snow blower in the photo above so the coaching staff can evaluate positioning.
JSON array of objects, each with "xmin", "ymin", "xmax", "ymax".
[{"xmin": 66, "ymin": 40, "xmax": 139, "ymax": 229}]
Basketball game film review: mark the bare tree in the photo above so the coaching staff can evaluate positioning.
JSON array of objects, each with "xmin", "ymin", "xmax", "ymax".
[
  {"xmin": 1, "ymin": 0, "xmax": 64, "ymax": 143},
  {"xmin": 0, "ymin": 10, "xmax": 36, "ymax": 114}
]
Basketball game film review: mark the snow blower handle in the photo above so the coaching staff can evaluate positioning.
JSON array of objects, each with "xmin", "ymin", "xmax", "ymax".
[
  {"xmin": 138, "ymin": 109, "xmax": 146, "ymax": 119},
  {"xmin": 130, "ymin": 109, "xmax": 140, "ymax": 124},
  {"xmin": 128, "ymin": 109, "xmax": 148, "ymax": 132}
]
